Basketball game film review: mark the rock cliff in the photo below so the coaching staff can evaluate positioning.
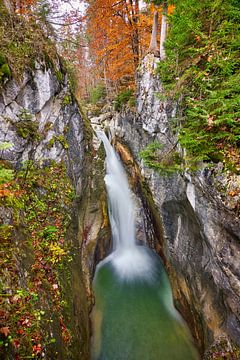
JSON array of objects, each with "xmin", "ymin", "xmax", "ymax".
[
  {"xmin": 0, "ymin": 61, "xmax": 109, "ymax": 359},
  {"xmin": 101, "ymin": 54, "xmax": 240, "ymax": 358},
  {"xmin": 1, "ymin": 49, "xmax": 239, "ymax": 359}
]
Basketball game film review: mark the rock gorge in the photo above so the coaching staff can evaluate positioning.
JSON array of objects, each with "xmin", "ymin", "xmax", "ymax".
[
  {"xmin": 90, "ymin": 54, "xmax": 240, "ymax": 358},
  {"xmin": 1, "ymin": 51, "xmax": 240, "ymax": 360}
]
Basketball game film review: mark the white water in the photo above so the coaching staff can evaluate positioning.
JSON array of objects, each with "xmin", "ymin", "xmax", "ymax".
[
  {"xmin": 97, "ymin": 131, "xmax": 154, "ymax": 280},
  {"xmin": 92, "ymin": 132, "xmax": 199, "ymax": 360}
]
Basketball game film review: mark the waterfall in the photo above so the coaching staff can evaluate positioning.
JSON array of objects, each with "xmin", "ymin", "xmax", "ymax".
[
  {"xmin": 92, "ymin": 131, "xmax": 199, "ymax": 360},
  {"xmin": 96, "ymin": 131, "xmax": 154, "ymax": 280},
  {"xmin": 97, "ymin": 131, "xmax": 135, "ymax": 249}
]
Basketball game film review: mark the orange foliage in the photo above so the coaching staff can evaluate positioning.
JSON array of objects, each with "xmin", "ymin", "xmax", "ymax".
[
  {"xmin": 10, "ymin": 0, "xmax": 36, "ymax": 14},
  {"xmin": 0, "ymin": 182, "xmax": 22, "ymax": 198},
  {"xmin": 86, "ymin": 1, "xmax": 174, "ymax": 92},
  {"xmin": 86, "ymin": 0, "xmax": 154, "ymax": 90}
]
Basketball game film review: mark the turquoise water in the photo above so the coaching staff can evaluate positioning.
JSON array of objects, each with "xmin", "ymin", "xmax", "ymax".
[
  {"xmin": 93, "ymin": 132, "xmax": 199, "ymax": 359},
  {"xmin": 91, "ymin": 246, "xmax": 199, "ymax": 360}
]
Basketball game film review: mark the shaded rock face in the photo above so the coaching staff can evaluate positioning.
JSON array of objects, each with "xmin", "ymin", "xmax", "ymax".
[
  {"xmin": 0, "ymin": 63, "xmax": 86, "ymax": 192},
  {"xmin": 0, "ymin": 64, "xmax": 102, "ymax": 359},
  {"xmin": 110, "ymin": 55, "xmax": 240, "ymax": 356}
]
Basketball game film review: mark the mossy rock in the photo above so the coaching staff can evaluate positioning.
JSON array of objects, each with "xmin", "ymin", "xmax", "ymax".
[
  {"xmin": 55, "ymin": 135, "xmax": 69, "ymax": 149},
  {"xmin": 62, "ymin": 94, "xmax": 72, "ymax": 106},
  {"xmin": 13, "ymin": 110, "xmax": 41, "ymax": 141}
]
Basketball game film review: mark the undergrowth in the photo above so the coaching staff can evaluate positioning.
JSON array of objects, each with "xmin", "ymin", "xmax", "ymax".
[{"xmin": 0, "ymin": 161, "xmax": 74, "ymax": 359}]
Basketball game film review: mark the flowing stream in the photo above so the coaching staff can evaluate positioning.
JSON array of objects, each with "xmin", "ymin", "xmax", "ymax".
[{"xmin": 91, "ymin": 131, "xmax": 199, "ymax": 360}]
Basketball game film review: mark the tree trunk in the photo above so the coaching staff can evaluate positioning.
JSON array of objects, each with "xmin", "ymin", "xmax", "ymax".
[
  {"xmin": 160, "ymin": 1, "xmax": 168, "ymax": 60},
  {"xmin": 129, "ymin": 0, "xmax": 140, "ymax": 67},
  {"xmin": 103, "ymin": 58, "xmax": 109, "ymax": 100},
  {"xmin": 148, "ymin": 10, "xmax": 160, "ymax": 56}
]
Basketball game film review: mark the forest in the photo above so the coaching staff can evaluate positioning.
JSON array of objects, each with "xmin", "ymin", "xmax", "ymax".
[{"xmin": 0, "ymin": 0, "xmax": 240, "ymax": 359}]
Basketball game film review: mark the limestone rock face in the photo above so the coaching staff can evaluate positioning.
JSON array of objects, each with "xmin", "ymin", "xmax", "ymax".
[
  {"xmin": 112, "ymin": 55, "xmax": 240, "ymax": 356},
  {"xmin": 0, "ymin": 63, "xmax": 86, "ymax": 192}
]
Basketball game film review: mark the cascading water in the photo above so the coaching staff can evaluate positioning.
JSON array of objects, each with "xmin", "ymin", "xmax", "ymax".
[
  {"xmin": 96, "ymin": 131, "xmax": 155, "ymax": 280},
  {"xmin": 91, "ymin": 131, "xmax": 199, "ymax": 360}
]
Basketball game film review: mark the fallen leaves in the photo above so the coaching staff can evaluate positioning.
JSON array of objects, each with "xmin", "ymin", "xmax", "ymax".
[
  {"xmin": 0, "ymin": 326, "xmax": 10, "ymax": 337},
  {"xmin": 32, "ymin": 343, "xmax": 42, "ymax": 355}
]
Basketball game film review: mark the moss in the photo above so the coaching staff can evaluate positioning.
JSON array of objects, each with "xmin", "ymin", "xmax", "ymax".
[
  {"xmin": 62, "ymin": 94, "xmax": 72, "ymax": 106},
  {"xmin": 43, "ymin": 121, "xmax": 53, "ymax": 132},
  {"xmin": 15, "ymin": 121, "xmax": 39, "ymax": 140},
  {"xmin": 47, "ymin": 134, "xmax": 70, "ymax": 150},
  {"xmin": 0, "ymin": 51, "xmax": 11, "ymax": 82},
  {"xmin": 47, "ymin": 137, "xmax": 55, "ymax": 150},
  {"xmin": 55, "ymin": 70, "xmax": 63, "ymax": 83},
  {"xmin": 0, "ymin": 52, "xmax": 6, "ymax": 66},
  {"xmin": 55, "ymin": 135, "xmax": 69, "ymax": 150},
  {"xmin": 63, "ymin": 125, "xmax": 69, "ymax": 134},
  {"xmin": 0, "ymin": 166, "xmax": 14, "ymax": 183},
  {"xmin": 0, "ymin": 63, "xmax": 11, "ymax": 80},
  {"xmin": 14, "ymin": 119, "xmax": 41, "ymax": 141},
  {"xmin": 56, "ymin": 135, "xmax": 69, "ymax": 149},
  {"xmin": 13, "ymin": 110, "xmax": 41, "ymax": 141}
]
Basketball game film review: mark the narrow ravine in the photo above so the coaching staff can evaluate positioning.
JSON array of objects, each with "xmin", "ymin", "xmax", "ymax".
[{"xmin": 91, "ymin": 132, "xmax": 199, "ymax": 360}]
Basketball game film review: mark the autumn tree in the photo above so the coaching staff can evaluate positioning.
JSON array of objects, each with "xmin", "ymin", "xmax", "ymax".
[
  {"xmin": 86, "ymin": 0, "xmax": 139, "ymax": 90},
  {"xmin": 9, "ymin": 0, "xmax": 36, "ymax": 14},
  {"xmin": 86, "ymin": 0, "xmax": 153, "ymax": 98}
]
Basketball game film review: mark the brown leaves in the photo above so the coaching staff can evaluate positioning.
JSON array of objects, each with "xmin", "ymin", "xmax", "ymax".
[
  {"xmin": 0, "ymin": 189, "xmax": 12, "ymax": 197},
  {"xmin": 32, "ymin": 343, "xmax": 42, "ymax": 355},
  {"xmin": 0, "ymin": 326, "xmax": 10, "ymax": 337},
  {"xmin": 0, "ymin": 182, "xmax": 23, "ymax": 198},
  {"xmin": 207, "ymin": 115, "xmax": 214, "ymax": 126},
  {"xmin": 228, "ymin": 190, "xmax": 238, "ymax": 197}
]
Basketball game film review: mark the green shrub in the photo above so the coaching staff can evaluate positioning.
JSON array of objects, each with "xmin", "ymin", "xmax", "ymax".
[
  {"xmin": 114, "ymin": 89, "xmax": 134, "ymax": 111},
  {"xmin": 0, "ymin": 52, "xmax": 11, "ymax": 82},
  {"xmin": 89, "ymin": 84, "xmax": 106, "ymax": 104},
  {"xmin": 14, "ymin": 110, "xmax": 40, "ymax": 141},
  {"xmin": 139, "ymin": 141, "xmax": 183, "ymax": 174}
]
